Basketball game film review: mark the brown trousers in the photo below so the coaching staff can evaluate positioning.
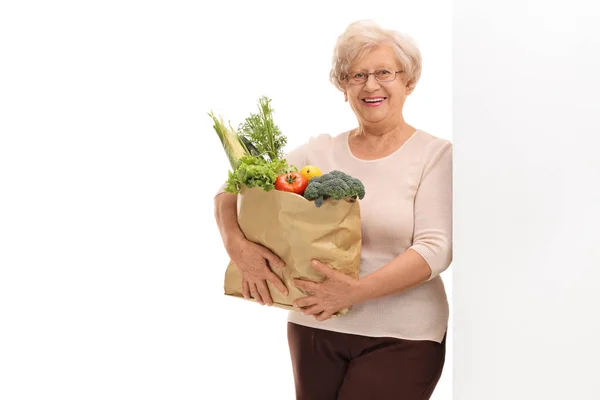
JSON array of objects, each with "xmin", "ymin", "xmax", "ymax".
[{"xmin": 287, "ymin": 322, "xmax": 446, "ymax": 400}]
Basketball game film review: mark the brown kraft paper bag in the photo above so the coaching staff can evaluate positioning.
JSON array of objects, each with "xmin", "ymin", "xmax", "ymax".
[{"xmin": 224, "ymin": 186, "xmax": 362, "ymax": 315}]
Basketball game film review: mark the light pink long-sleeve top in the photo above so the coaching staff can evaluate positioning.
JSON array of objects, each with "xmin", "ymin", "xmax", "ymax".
[{"xmin": 283, "ymin": 129, "xmax": 452, "ymax": 343}]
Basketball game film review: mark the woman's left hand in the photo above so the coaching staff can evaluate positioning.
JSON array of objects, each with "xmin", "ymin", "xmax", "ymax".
[{"xmin": 293, "ymin": 259, "xmax": 364, "ymax": 321}]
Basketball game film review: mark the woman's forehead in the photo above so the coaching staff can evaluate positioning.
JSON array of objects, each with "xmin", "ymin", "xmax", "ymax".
[{"xmin": 350, "ymin": 46, "xmax": 400, "ymax": 70}]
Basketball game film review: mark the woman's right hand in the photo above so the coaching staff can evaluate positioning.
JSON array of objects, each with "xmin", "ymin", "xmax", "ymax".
[{"xmin": 227, "ymin": 237, "xmax": 289, "ymax": 306}]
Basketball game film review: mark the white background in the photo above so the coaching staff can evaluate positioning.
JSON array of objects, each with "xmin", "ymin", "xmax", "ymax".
[
  {"xmin": 0, "ymin": 1, "xmax": 452, "ymax": 399},
  {"xmin": 453, "ymin": 0, "xmax": 600, "ymax": 399}
]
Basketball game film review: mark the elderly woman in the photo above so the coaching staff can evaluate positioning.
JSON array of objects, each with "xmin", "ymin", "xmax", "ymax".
[{"xmin": 214, "ymin": 20, "xmax": 452, "ymax": 400}]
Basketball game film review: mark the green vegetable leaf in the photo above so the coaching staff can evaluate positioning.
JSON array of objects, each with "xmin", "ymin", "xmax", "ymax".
[
  {"xmin": 224, "ymin": 155, "xmax": 292, "ymax": 194},
  {"xmin": 237, "ymin": 96, "xmax": 287, "ymax": 162}
]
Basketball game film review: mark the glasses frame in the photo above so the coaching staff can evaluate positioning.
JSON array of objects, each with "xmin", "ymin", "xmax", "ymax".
[{"xmin": 343, "ymin": 69, "xmax": 404, "ymax": 85}]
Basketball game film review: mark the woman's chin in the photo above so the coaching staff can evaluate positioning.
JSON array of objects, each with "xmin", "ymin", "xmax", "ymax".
[{"xmin": 360, "ymin": 114, "xmax": 388, "ymax": 125}]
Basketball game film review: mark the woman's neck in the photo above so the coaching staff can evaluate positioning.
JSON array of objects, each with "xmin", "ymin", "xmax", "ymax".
[
  {"xmin": 353, "ymin": 120, "xmax": 415, "ymax": 144},
  {"xmin": 348, "ymin": 121, "xmax": 417, "ymax": 160}
]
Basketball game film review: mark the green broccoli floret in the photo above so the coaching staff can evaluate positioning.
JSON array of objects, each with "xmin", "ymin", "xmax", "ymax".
[
  {"xmin": 303, "ymin": 170, "xmax": 366, "ymax": 207},
  {"xmin": 320, "ymin": 178, "xmax": 350, "ymax": 199},
  {"xmin": 303, "ymin": 181, "xmax": 324, "ymax": 206},
  {"xmin": 327, "ymin": 170, "xmax": 366, "ymax": 200}
]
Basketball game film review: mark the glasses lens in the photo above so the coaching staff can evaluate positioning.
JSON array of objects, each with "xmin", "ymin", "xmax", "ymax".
[
  {"xmin": 349, "ymin": 72, "xmax": 367, "ymax": 83},
  {"xmin": 375, "ymin": 69, "xmax": 394, "ymax": 81},
  {"xmin": 346, "ymin": 70, "xmax": 398, "ymax": 84}
]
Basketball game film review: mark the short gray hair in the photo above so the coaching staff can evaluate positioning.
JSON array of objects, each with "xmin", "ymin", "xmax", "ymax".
[{"xmin": 329, "ymin": 20, "xmax": 422, "ymax": 92}]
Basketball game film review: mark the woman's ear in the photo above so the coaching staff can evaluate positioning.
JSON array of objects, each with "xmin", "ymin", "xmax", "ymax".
[{"xmin": 404, "ymin": 78, "xmax": 414, "ymax": 95}]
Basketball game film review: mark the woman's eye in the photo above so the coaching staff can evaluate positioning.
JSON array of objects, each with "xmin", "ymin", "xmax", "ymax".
[
  {"xmin": 352, "ymin": 72, "xmax": 366, "ymax": 79},
  {"xmin": 377, "ymin": 69, "xmax": 392, "ymax": 76}
]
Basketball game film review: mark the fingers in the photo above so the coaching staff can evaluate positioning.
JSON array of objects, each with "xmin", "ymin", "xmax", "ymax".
[
  {"xmin": 242, "ymin": 279, "xmax": 250, "ymax": 299},
  {"xmin": 266, "ymin": 272, "xmax": 289, "ymax": 296},
  {"xmin": 315, "ymin": 311, "xmax": 334, "ymax": 322},
  {"xmin": 300, "ymin": 304, "xmax": 324, "ymax": 316},
  {"xmin": 293, "ymin": 296, "xmax": 318, "ymax": 308},
  {"xmin": 256, "ymin": 280, "xmax": 273, "ymax": 306},
  {"xmin": 293, "ymin": 279, "xmax": 319, "ymax": 293},
  {"xmin": 262, "ymin": 250, "xmax": 286, "ymax": 269},
  {"xmin": 247, "ymin": 280, "xmax": 275, "ymax": 306},
  {"xmin": 249, "ymin": 283, "xmax": 264, "ymax": 305},
  {"xmin": 293, "ymin": 294, "xmax": 334, "ymax": 321},
  {"xmin": 311, "ymin": 259, "xmax": 334, "ymax": 277}
]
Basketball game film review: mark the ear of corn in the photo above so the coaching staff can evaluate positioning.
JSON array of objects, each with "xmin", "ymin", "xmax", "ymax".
[{"xmin": 208, "ymin": 111, "xmax": 249, "ymax": 170}]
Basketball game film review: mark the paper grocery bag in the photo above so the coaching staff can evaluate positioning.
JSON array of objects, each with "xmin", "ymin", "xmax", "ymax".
[{"xmin": 224, "ymin": 185, "xmax": 362, "ymax": 315}]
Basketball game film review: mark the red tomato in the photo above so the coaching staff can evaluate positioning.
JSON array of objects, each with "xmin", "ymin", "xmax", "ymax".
[{"xmin": 275, "ymin": 172, "xmax": 308, "ymax": 195}]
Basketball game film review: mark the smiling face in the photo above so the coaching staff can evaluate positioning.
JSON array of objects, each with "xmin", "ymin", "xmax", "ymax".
[{"xmin": 343, "ymin": 44, "xmax": 412, "ymax": 131}]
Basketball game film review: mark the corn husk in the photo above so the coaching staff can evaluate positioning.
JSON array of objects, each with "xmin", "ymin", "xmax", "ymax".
[{"xmin": 208, "ymin": 111, "xmax": 248, "ymax": 170}]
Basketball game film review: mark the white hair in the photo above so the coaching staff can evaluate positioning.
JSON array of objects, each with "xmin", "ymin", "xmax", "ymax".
[{"xmin": 329, "ymin": 20, "xmax": 423, "ymax": 92}]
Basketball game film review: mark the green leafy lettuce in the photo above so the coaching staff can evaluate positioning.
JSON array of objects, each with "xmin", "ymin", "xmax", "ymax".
[{"xmin": 225, "ymin": 155, "xmax": 296, "ymax": 194}]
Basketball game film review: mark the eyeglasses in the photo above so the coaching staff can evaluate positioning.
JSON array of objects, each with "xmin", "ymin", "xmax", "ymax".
[{"xmin": 344, "ymin": 69, "xmax": 403, "ymax": 85}]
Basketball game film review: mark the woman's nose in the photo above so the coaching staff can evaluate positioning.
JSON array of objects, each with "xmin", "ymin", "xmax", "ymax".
[{"xmin": 363, "ymin": 74, "xmax": 382, "ymax": 90}]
